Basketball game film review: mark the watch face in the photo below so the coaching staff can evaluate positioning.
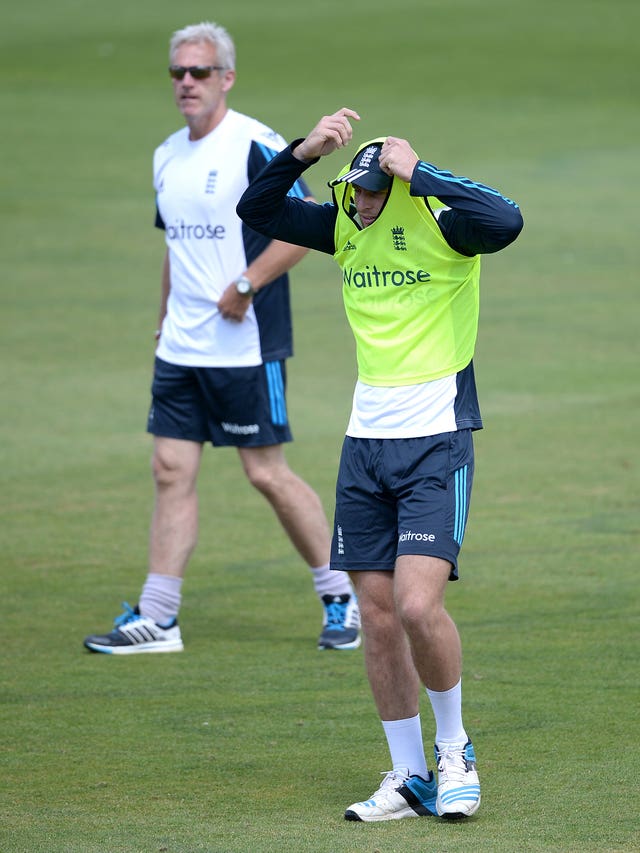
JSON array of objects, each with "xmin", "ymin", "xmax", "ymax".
[{"xmin": 236, "ymin": 278, "xmax": 252, "ymax": 295}]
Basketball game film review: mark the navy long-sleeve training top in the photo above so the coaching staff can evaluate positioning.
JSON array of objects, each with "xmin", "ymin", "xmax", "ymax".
[{"xmin": 237, "ymin": 140, "xmax": 523, "ymax": 257}]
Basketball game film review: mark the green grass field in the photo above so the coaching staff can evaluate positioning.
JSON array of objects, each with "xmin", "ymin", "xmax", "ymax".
[{"xmin": 2, "ymin": 1, "xmax": 639, "ymax": 850}]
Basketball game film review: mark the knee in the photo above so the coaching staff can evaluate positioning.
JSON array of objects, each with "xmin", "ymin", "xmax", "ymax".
[
  {"xmin": 244, "ymin": 459, "xmax": 289, "ymax": 498},
  {"xmin": 244, "ymin": 464, "xmax": 271, "ymax": 494},
  {"xmin": 151, "ymin": 447, "xmax": 185, "ymax": 490},
  {"xmin": 396, "ymin": 593, "xmax": 442, "ymax": 641},
  {"xmin": 357, "ymin": 586, "xmax": 398, "ymax": 638},
  {"xmin": 151, "ymin": 454, "xmax": 172, "ymax": 489}
]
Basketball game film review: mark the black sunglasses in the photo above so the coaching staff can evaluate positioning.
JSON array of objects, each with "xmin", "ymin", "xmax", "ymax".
[{"xmin": 168, "ymin": 65, "xmax": 224, "ymax": 80}]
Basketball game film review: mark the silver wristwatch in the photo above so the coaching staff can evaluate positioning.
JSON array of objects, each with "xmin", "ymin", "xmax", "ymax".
[{"xmin": 235, "ymin": 276, "xmax": 255, "ymax": 297}]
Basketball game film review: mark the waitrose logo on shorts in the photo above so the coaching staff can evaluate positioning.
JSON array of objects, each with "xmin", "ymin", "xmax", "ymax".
[
  {"xmin": 222, "ymin": 422, "xmax": 259, "ymax": 435},
  {"xmin": 343, "ymin": 265, "xmax": 430, "ymax": 289},
  {"xmin": 399, "ymin": 529, "xmax": 436, "ymax": 543}
]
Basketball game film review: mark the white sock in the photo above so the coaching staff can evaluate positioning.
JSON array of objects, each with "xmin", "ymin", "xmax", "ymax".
[
  {"xmin": 426, "ymin": 679, "xmax": 468, "ymax": 746},
  {"xmin": 139, "ymin": 573, "xmax": 183, "ymax": 627},
  {"xmin": 310, "ymin": 563, "xmax": 352, "ymax": 598},
  {"xmin": 381, "ymin": 714, "xmax": 429, "ymax": 778}
]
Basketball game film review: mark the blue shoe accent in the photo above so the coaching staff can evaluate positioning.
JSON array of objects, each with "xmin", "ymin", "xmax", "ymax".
[
  {"xmin": 463, "ymin": 741, "xmax": 477, "ymax": 765},
  {"xmin": 114, "ymin": 602, "xmax": 139, "ymax": 627},
  {"xmin": 322, "ymin": 596, "xmax": 348, "ymax": 632},
  {"xmin": 398, "ymin": 771, "xmax": 438, "ymax": 817},
  {"xmin": 318, "ymin": 594, "xmax": 361, "ymax": 650},
  {"xmin": 438, "ymin": 785, "xmax": 481, "ymax": 807}
]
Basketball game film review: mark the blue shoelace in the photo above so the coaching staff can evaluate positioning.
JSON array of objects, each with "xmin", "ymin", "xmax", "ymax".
[
  {"xmin": 324, "ymin": 600, "xmax": 347, "ymax": 631},
  {"xmin": 114, "ymin": 602, "xmax": 138, "ymax": 627}
]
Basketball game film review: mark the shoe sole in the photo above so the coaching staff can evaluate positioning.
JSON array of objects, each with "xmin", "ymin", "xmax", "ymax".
[
  {"xmin": 436, "ymin": 794, "xmax": 481, "ymax": 819},
  {"xmin": 317, "ymin": 636, "xmax": 362, "ymax": 651},
  {"xmin": 344, "ymin": 807, "xmax": 421, "ymax": 822},
  {"xmin": 84, "ymin": 642, "xmax": 184, "ymax": 654}
]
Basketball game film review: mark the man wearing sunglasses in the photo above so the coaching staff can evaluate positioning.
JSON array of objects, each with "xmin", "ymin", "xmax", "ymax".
[
  {"xmin": 83, "ymin": 24, "xmax": 359, "ymax": 655},
  {"xmin": 237, "ymin": 108, "xmax": 523, "ymax": 822}
]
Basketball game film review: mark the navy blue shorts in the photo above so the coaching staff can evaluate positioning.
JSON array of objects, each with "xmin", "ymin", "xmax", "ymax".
[
  {"xmin": 147, "ymin": 357, "xmax": 293, "ymax": 447},
  {"xmin": 330, "ymin": 431, "xmax": 475, "ymax": 579}
]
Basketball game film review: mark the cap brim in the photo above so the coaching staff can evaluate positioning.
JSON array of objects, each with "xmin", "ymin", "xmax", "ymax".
[{"xmin": 329, "ymin": 170, "xmax": 391, "ymax": 192}]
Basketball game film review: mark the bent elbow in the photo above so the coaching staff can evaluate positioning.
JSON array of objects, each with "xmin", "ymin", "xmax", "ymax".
[
  {"xmin": 236, "ymin": 198, "xmax": 266, "ymax": 235},
  {"xmin": 236, "ymin": 196, "xmax": 251, "ymax": 222},
  {"xmin": 504, "ymin": 207, "xmax": 524, "ymax": 246}
]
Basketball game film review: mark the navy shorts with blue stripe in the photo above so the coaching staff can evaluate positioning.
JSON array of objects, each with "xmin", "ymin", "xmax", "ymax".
[
  {"xmin": 330, "ymin": 430, "xmax": 475, "ymax": 579},
  {"xmin": 147, "ymin": 356, "xmax": 293, "ymax": 447}
]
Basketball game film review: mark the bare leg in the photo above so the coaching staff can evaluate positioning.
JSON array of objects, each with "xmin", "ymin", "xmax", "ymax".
[
  {"xmin": 351, "ymin": 555, "xmax": 461, "ymax": 719},
  {"xmin": 350, "ymin": 570, "xmax": 421, "ymax": 720},
  {"xmin": 237, "ymin": 445, "xmax": 331, "ymax": 568},
  {"xmin": 148, "ymin": 437, "xmax": 203, "ymax": 577},
  {"xmin": 393, "ymin": 555, "xmax": 461, "ymax": 693}
]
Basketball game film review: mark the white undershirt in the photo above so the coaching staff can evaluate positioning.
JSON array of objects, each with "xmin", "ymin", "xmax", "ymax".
[{"xmin": 346, "ymin": 374, "xmax": 458, "ymax": 438}]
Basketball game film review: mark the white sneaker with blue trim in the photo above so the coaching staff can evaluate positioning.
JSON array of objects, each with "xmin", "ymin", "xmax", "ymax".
[
  {"xmin": 434, "ymin": 741, "xmax": 481, "ymax": 818},
  {"xmin": 344, "ymin": 767, "xmax": 438, "ymax": 821}
]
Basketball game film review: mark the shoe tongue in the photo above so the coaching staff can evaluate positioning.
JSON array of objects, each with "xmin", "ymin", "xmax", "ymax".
[{"xmin": 386, "ymin": 767, "xmax": 410, "ymax": 785}]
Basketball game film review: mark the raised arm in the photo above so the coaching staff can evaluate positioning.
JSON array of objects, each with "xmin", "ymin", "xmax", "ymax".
[
  {"xmin": 407, "ymin": 153, "xmax": 524, "ymax": 255},
  {"xmin": 237, "ymin": 108, "xmax": 363, "ymax": 255},
  {"xmin": 293, "ymin": 108, "xmax": 361, "ymax": 162},
  {"xmin": 377, "ymin": 135, "xmax": 523, "ymax": 256}
]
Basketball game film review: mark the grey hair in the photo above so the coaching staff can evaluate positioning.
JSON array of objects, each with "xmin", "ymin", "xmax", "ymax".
[{"xmin": 169, "ymin": 21, "xmax": 236, "ymax": 70}]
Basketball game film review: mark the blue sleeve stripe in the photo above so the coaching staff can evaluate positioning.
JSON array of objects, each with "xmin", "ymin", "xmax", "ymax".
[
  {"xmin": 255, "ymin": 142, "xmax": 307, "ymax": 200},
  {"xmin": 417, "ymin": 161, "xmax": 519, "ymax": 209},
  {"xmin": 256, "ymin": 142, "xmax": 279, "ymax": 163},
  {"xmin": 287, "ymin": 181, "xmax": 307, "ymax": 200},
  {"xmin": 265, "ymin": 361, "xmax": 288, "ymax": 426},
  {"xmin": 453, "ymin": 465, "xmax": 469, "ymax": 546}
]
